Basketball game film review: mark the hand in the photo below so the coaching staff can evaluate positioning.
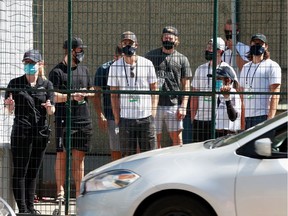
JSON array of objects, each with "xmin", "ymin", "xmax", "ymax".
[
  {"xmin": 4, "ymin": 93, "xmax": 14, "ymax": 105},
  {"xmin": 4, "ymin": 93, "xmax": 15, "ymax": 114},
  {"xmin": 98, "ymin": 113, "xmax": 108, "ymax": 130},
  {"xmin": 71, "ymin": 92, "xmax": 85, "ymax": 102},
  {"xmin": 41, "ymin": 99, "xmax": 52, "ymax": 109},
  {"xmin": 176, "ymin": 106, "xmax": 186, "ymax": 120},
  {"xmin": 41, "ymin": 99, "xmax": 55, "ymax": 115},
  {"xmin": 220, "ymin": 85, "xmax": 231, "ymax": 99}
]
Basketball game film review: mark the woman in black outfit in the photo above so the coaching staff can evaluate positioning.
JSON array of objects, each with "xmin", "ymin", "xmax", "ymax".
[{"xmin": 4, "ymin": 50, "xmax": 55, "ymax": 214}]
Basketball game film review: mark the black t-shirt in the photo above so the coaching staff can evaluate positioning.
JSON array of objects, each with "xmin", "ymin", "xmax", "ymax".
[
  {"xmin": 5, "ymin": 75, "xmax": 55, "ymax": 127},
  {"xmin": 48, "ymin": 62, "xmax": 92, "ymax": 126},
  {"xmin": 145, "ymin": 48, "xmax": 192, "ymax": 106}
]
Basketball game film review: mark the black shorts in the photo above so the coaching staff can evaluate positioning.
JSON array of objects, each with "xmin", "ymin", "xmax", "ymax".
[
  {"xmin": 56, "ymin": 122, "xmax": 92, "ymax": 152},
  {"xmin": 119, "ymin": 115, "xmax": 156, "ymax": 156}
]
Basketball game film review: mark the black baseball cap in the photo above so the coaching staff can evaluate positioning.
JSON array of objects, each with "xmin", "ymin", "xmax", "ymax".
[
  {"xmin": 63, "ymin": 37, "xmax": 87, "ymax": 49},
  {"xmin": 162, "ymin": 26, "xmax": 178, "ymax": 36},
  {"xmin": 121, "ymin": 31, "xmax": 137, "ymax": 43},
  {"xmin": 216, "ymin": 66, "xmax": 236, "ymax": 81},
  {"xmin": 251, "ymin": 33, "xmax": 267, "ymax": 43},
  {"xmin": 22, "ymin": 49, "xmax": 42, "ymax": 62}
]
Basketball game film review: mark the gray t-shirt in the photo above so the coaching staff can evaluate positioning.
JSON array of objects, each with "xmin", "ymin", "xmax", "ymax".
[{"xmin": 145, "ymin": 48, "xmax": 192, "ymax": 106}]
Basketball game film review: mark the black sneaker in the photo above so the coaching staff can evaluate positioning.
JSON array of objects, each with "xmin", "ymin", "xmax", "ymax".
[
  {"xmin": 19, "ymin": 210, "xmax": 31, "ymax": 214},
  {"xmin": 29, "ymin": 209, "xmax": 41, "ymax": 215}
]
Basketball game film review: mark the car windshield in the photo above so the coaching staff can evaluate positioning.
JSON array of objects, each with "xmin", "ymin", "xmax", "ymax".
[{"xmin": 204, "ymin": 112, "xmax": 287, "ymax": 149}]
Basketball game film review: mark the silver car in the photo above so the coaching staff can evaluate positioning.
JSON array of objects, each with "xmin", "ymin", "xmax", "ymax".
[{"xmin": 77, "ymin": 111, "xmax": 288, "ymax": 216}]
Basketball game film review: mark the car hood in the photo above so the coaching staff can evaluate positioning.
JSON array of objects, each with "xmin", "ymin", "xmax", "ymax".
[{"xmin": 83, "ymin": 141, "xmax": 220, "ymax": 181}]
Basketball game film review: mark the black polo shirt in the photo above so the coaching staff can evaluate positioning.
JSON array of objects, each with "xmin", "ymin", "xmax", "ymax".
[{"xmin": 5, "ymin": 75, "xmax": 55, "ymax": 127}]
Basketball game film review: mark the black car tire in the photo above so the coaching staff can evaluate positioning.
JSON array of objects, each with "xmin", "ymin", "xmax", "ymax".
[{"xmin": 140, "ymin": 194, "xmax": 215, "ymax": 216}]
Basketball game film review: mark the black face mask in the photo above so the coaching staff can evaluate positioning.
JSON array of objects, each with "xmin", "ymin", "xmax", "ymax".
[
  {"xmin": 162, "ymin": 41, "xmax": 175, "ymax": 50},
  {"xmin": 122, "ymin": 45, "xmax": 136, "ymax": 57},
  {"xmin": 250, "ymin": 44, "xmax": 265, "ymax": 56},
  {"xmin": 74, "ymin": 51, "xmax": 84, "ymax": 64},
  {"xmin": 205, "ymin": 50, "xmax": 213, "ymax": 61}
]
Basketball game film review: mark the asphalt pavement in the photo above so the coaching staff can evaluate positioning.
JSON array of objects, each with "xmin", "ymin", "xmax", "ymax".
[{"xmin": 16, "ymin": 197, "xmax": 76, "ymax": 216}]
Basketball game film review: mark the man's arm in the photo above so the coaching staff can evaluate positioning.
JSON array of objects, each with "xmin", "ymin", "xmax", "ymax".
[
  {"xmin": 268, "ymin": 83, "xmax": 281, "ymax": 119},
  {"xmin": 238, "ymin": 86, "xmax": 246, "ymax": 130},
  {"xmin": 110, "ymin": 86, "xmax": 120, "ymax": 125},
  {"xmin": 92, "ymin": 86, "xmax": 107, "ymax": 130},
  {"xmin": 190, "ymin": 87, "xmax": 198, "ymax": 121},
  {"xmin": 83, "ymin": 87, "xmax": 95, "ymax": 98},
  {"xmin": 177, "ymin": 78, "xmax": 190, "ymax": 119},
  {"xmin": 54, "ymin": 92, "xmax": 68, "ymax": 103},
  {"xmin": 150, "ymin": 82, "xmax": 159, "ymax": 118}
]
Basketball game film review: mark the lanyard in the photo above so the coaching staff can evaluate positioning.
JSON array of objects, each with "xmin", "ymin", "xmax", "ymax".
[
  {"xmin": 223, "ymin": 51, "xmax": 232, "ymax": 65},
  {"xmin": 207, "ymin": 63, "xmax": 211, "ymax": 87},
  {"xmin": 123, "ymin": 58, "xmax": 138, "ymax": 87},
  {"xmin": 207, "ymin": 61, "xmax": 222, "ymax": 87},
  {"xmin": 245, "ymin": 60, "xmax": 263, "ymax": 88}
]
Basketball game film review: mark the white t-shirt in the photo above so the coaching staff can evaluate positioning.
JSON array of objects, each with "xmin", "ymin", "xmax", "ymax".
[
  {"xmin": 191, "ymin": 61, "xmax": 237, "ymax": 121},
  {"xmin": 107, "ymin": 56, "xmax": 157, "ymax": 119},
  {"xmin": 239, "ymin": 59, "xmax": 281, "ymax": 117},
  {"xmin": 222, "ymin": 41, "xmax": 250, "ymax": 64},
  {"xmin": 222, "ymin": 42, "xmax": 250, "ymax": 75},
  {"xmin": 216, "ymin": 88, "xmax": 241, "ymax": 131}
]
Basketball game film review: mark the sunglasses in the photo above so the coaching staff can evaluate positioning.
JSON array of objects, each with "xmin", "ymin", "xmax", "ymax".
[
  {"xmin": 130, "ymin": 66, "xmax": 135, "ymax": 78},
  {"xmin": 224, "ymin": 30, "xmax": 239, "ymax": 41}
]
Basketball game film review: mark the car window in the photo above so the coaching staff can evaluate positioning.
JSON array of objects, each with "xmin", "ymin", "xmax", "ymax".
[
  {"xmin": 204, "ymin": 112, "xmax": 288, "ymax": 149},
  {"xmin": 272, "ymin": 130, "xmax": 287, "ymax": 153},
  {"xmin": 236, "ymin": 122, "xmax": 287, "ymax": 159}
]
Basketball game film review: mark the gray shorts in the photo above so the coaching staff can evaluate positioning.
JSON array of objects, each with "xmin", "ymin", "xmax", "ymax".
[
  {"xmin": 107, "ymin": 120, "xmax": 120, "ymax": 151},
  {"xmin": 155, "ymin": 105, "xmax": 183, "ymax": 134}
]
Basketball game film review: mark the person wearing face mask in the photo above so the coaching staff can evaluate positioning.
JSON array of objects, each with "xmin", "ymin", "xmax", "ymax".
[
  {"xmin": 145, "ymin": 26, "xmax": 192, "ymax": 147},
  {"xmin": 215, "ymin": 66, "xmax": 241, "ymax": 137},
  {"xmin": 239, "ymin": 33, "xmax": 281, "ymax": 129},
  {"xmin": 48, "ymin": 37, "xmax": 94, "ymax": 199},
  {"xmin": 107, "ymin": 31, "xmax": 158, "ymax": 156},
  {"xmin": 4, "ymin": 49, "xmax": 55, "ymax": 214},
  {"xmin": 222, "ymin": 19, "xmax": 250, "ymax": 72},
  {"xmin": 191, "ymin": 37, "xmax": 237, "ymax": 142},
  {"xmin": 93, "ymin": 46, "xmax": 123, "ymax": 161}
]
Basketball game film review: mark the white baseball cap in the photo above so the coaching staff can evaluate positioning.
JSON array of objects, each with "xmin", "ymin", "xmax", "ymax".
[{"xmin": 209, "ymin": 37, "xmax": 226, "ymax": 51}]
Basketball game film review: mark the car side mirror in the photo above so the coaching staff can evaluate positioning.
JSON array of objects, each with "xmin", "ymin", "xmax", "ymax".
[{"xmin": 254, "ymin": 138, "xmax": 272, "ymax": 157}]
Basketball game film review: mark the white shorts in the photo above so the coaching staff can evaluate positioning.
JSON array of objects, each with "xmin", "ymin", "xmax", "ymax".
[{"xmin": 155, "ymin": 105, "xmax": 183, "ymax": 134}]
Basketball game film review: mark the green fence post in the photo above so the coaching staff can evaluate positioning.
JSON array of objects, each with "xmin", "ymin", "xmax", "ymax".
[
  {"xmin": 65, "ymin": 0, "xmax": 73, "ymax": 214},
  {"xmin": 211, "ymin": 0, "xmax": 219, "ymax": 139}
]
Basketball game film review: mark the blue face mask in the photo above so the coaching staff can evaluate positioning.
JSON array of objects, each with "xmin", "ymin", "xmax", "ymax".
[
  {"xmin": 215, "ymin": 80, "xmax": 223, "ymax": 91},
  {"xmin": 24, "ymin": 63, "xmax": 38, "ymax": 75}
]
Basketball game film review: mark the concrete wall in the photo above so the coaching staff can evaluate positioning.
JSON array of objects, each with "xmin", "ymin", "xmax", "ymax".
[{"xmin": 42, "ymin": 0, "xmax": 287, "ymax": 72}]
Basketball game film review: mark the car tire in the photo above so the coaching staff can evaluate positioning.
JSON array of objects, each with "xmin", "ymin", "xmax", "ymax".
[{"xmin": 140, "ymin": 194, "xmax": 215, "ymax": 216}]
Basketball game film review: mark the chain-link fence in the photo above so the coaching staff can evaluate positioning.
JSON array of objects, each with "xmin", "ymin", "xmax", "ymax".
[{"xmin": 0, "ymin": 0, "xmax": 287, "ymax": 215}]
